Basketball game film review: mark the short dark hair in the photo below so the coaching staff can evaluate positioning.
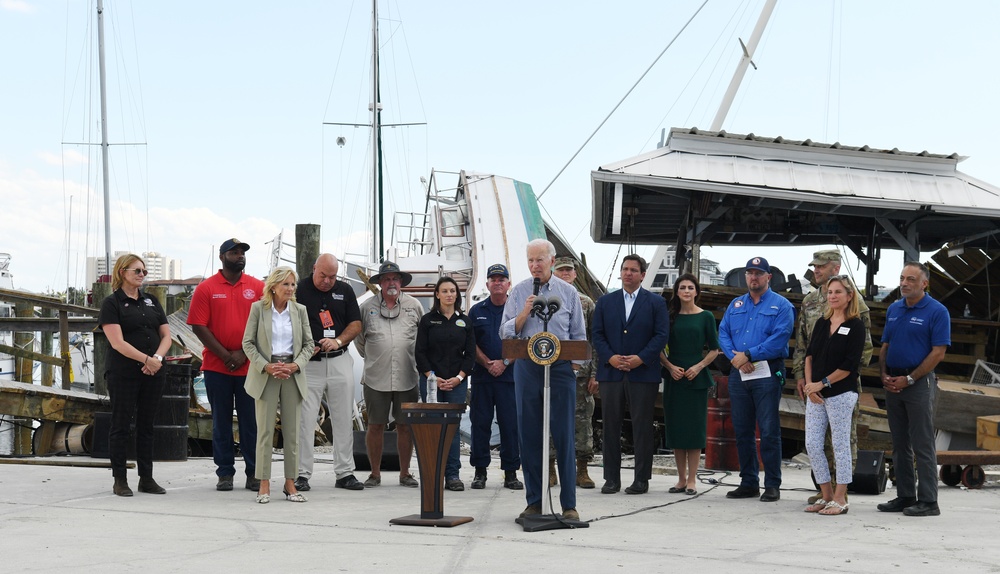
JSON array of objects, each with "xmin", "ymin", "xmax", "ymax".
[
  {"xmin": 622, "ymin": 254, "xmax": 647, "ymax": 274},
  {"xmin": 903, "ymin": 261, "xmax": 930, "ymax": 281}
]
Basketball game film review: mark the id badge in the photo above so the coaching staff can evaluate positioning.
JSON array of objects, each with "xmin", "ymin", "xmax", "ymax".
[{"xmin": 319, "ymin": 310, "xmax": 334, "ymax": 329}]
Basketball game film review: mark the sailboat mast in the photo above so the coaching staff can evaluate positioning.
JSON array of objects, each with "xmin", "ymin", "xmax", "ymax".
[
  {"xmin": 97, "ymin": 0, "xmax": 112, "ymax": 276},
  {"xmin": 370, "ymin": 0, "xmax": 384, "ymax": 264},
  {"xmin": 709, "ymin": 0, "xmax": 776, "ymax": 131}
]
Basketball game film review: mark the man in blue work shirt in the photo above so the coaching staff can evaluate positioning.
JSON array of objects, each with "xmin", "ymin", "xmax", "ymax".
[
  {"xmin": 501, "ymin": 239, "xmax": 587, "ymax": 521},
  {"xmin": 718, "ymin": 256, "xmax": 795, "ymax": 502},
  {"xmin": 469, "ymin": 263, "xmax": 523, "ymax": 491},
  {"xmin": 877, "ymin": 261, "xmax": 950, "ymax": 517}
]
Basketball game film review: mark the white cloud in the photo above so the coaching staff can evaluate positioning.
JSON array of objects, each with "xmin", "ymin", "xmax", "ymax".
[
  {"xmin": 0, "ymin": 0, "xmax": 32, "ymax": 13},
  {"xmin": 37, "ymin": 149, "xmax": 89, "ymax": 167}
]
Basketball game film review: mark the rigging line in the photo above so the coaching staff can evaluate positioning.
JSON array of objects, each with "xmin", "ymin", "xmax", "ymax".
[
  {"xmin": 685, "ymin": 0, "xmax": 754, "ymax": 129},
  {"xmin": 823, "ymin": 0, "xmax": 835, "ymax": 142},
  {"xmin": 535, "ymin": 0, "xmax": 709, "ymax": 201},
  {"xmin": 640, "ymin": 0, "xmax": 748, "ymax": 153},
  {"xmin": 835, "ymin": 0, "xmax": 844, "ymax": 142},
  {"xmin": 321, "ymin": 0, "xmax": 358, "ymax": 121},
  {"xmin": 728, "ymin": 0, "xmax": 779, "ymax": 128}
]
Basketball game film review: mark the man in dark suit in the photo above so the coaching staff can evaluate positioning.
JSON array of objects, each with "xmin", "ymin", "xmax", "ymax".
[{"xmin": 592, "ymin": 254, "xmax": 670, "ymax": 495}]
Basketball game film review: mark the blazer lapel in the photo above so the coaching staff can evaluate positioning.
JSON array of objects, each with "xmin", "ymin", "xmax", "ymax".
[{"xmin": 262, "ymin": 305, "xmax": 273, "ymax": 358}]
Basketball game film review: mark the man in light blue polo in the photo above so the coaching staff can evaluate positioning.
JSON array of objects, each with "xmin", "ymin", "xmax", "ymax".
[
  {"xmin": 501, "ymin": 239, "xmax": 586, "ymax": 521},
  {"xmin": 877, "ymin": 261, "xmax": 950, "ymax": 517},
  {"xmin": 718, "ymin": 256, "xmax": 795, "ymax": 503}
]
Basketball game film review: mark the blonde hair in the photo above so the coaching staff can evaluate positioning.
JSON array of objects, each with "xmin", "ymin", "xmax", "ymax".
[
  {"xmin": 112, "ymin": 254, "xmax": 145, "ymax": 291},
  {"xmin": 824, "ymin": 276, "xmax": 860, "ymax": 321},
  {"xmin": 261, "ymin": 266, "xmax": 297, "ymax": 307}
]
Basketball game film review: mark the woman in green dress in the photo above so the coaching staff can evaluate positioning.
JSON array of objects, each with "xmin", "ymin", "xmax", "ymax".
[{"xmin": 659, "ymin": 273, "xmax": 720, "ymax": 495}]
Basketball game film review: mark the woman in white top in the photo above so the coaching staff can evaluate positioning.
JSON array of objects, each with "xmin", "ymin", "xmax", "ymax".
[{"xmin": 242, "ymin": 267, "xmax": 314, "ymax": 503}]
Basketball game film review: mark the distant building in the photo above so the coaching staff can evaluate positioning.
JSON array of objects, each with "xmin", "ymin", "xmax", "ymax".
[
  {"xmin": 86, "ymin": 251, "xmax": 182, "ymax": 285},
  {"xmin": 642, "ymin": 245, "xmax": 725, "ymax": 292}
]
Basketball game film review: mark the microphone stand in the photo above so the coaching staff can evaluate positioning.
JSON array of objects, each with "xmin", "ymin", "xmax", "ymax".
[{"xmin": 518, "ymin": 297, "xmax": 588, "ymax": 532}]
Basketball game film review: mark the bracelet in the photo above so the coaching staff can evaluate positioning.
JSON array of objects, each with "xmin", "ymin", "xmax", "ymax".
[{"xmin": 143, "ymin": 355, "xmax": 149, "ymax": 365}]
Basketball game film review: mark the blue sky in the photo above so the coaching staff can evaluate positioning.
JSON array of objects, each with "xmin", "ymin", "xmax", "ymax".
[{"xmin": 2, "ymin": 0, "xmax": 999, "ymax": 294}]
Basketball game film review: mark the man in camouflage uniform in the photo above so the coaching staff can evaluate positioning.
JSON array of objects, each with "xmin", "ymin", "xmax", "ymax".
[
  {"xmin": 792, "ymin": 250, "xmax": 873, "ymax": 504},
  {"xmin": 547, "ymin": 257, "xmax": 598, "ymax": 488}
]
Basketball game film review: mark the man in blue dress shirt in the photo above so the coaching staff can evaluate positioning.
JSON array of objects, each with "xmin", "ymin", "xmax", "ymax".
[
  {"xmin": 718, "ymin": 256, "xmax": 795, "ymax": 502},
  {"xmin": 501, "ymin": 240, "xmax": 587, "ymax": 521}
]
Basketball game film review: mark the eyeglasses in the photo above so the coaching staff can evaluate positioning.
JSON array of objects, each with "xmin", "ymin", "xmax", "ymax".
[
  {"xmin": 379, "ymin": 300, "xmax": 400, "ymax": 320},
  {"xmin": 126, "ymin": 268, "xmax": 148, "ymax": 276}
]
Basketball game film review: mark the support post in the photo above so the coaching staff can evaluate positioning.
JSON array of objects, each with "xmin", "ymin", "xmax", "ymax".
[{"xmin": 295, "ymin": 224, "xmax": 321, "ymax": 282}]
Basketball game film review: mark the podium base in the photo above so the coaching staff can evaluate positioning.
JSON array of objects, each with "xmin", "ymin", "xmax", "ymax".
[
  {"xmin": 515, "ymin": 513, "xmax": 590, "ymax": 532},
  {"xmin": 389, "ymin": 514, "xmax": 474, "ymax": 528}
]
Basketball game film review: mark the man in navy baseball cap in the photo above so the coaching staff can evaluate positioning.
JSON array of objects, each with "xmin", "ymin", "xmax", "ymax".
[{"xmin": 745, "ymin": 256, "xmax": 770, "ymax": 274}]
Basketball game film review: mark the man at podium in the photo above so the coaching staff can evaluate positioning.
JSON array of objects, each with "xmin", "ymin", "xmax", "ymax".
[{"xmin": 500, "ymin": 239, "xmax": 587, "ymax": 521}]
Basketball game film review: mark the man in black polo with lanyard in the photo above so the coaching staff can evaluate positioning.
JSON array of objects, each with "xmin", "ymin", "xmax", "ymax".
[
  {"xmin": 294, "ymin": 253, "xmax": 364, "ymax": 492},
  {"xmin": 877, "ymin": 261, "xmax": 950, "ymax": 517}
]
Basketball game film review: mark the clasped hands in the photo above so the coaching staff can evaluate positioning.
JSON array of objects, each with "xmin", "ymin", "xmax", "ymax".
[
  {"xmin": 611, "ymin": 354, "xmax": 642, "ymax": 372},
  {"xmin": 485, "ymin": 359, "xmax": 507, "ymax": 377},
  {"xmin": 730, "ymin": 351, "xmax": 756, "ymax": 374},
  {"xmin": 434, "ymin": 375, "xmax": 462, "ymax": 391},
  {"xmin": 667, "ymin": 363, "xmax": 703, "ymax": 381},
  {"xmin": 797, "ymin": 379, "xmax": 825, "ymax": 404},
  {"xmin": 266, "ymin": 362, "xmax": 298, "ymax": 379}
]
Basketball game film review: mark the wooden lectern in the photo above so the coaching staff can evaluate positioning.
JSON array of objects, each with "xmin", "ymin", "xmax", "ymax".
[
  {"xmin": 389, "ymin": 402, "xmax": 472, "ymax": 527},
  {"xmin": 503, "ymin": 337, "xmax": 591, "ymax": 532}
]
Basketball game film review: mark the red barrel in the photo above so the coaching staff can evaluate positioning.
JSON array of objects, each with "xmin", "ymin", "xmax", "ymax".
[{"xmin": 705, "ymin": 374, "xmax": 761, "ymax": 471}]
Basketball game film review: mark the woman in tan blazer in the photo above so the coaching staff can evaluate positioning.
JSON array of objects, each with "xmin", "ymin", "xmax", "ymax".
[{"xmin": 242, "ymin": 267, "xmax": 314, "ymax": 503}]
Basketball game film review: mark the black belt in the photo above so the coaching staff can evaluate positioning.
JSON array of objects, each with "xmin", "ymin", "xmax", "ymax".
[
  {"xmin": 270, "ymin": 354, "xmax": 294, "ymax": 363},
  {"xmin": 316, "ymin": 349, "xmax": 345, "ymax": 359},
  {"xmin": 886, "ymin": 367, "xmax": 914, "ymax": 377}
]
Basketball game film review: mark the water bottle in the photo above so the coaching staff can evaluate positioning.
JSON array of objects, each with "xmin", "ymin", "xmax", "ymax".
[{"xmin": 426, "ymin": 371, "xmax": 438, "ymax": 403}]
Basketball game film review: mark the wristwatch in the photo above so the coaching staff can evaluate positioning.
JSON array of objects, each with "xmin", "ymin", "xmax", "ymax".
[
  {"xmin": 153, "ymin": 354, "xmax": 163, "ymax": 362},
  {"xmin": 821, "ymin": 377, "xmax": 831, "ymax": 388},
  {"xmin": 503, "ymin": 359, "xmax": 511, "ymax": 366},
  {"xmin": 906, "ymin": 375, "xmax": 915, "ymax": 386},
  {"xmin": 745, "ymin": 350, "xmax": 753, "ymax": 362},
  {"xmin": 335, "ymin": 338, "xmax": 343, "ymax": 348}
]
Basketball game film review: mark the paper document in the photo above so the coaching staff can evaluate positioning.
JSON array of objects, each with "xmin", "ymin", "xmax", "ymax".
[{"xmin": 739, "ymin": 360, "xmax": 772, "ymax": 381}]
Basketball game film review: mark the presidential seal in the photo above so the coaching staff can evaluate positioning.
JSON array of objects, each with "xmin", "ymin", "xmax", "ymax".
[{"xmin": 527, "ymin": 331, "xmax": 561, "ymax": 366}]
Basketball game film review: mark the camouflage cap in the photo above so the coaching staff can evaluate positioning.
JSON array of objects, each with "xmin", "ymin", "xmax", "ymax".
[
  {"xmin": 810, "ymin": 250, "xmax": 842, "ymax": 266},
  {"xmin": 553, "ymin": 256, "xmax": 577, "ymax": 270}
]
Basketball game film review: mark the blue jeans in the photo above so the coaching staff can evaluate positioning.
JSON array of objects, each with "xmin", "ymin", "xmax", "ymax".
[
  {"xmin": 469, "ymin": 378, "xmax": 520, "ymax": 471},
  {"xmin": 204, "ymin": 370, "xmax": 257, "ymax": 478},
  {"xmin": 728, "ymin": 363, "xmax": 782, "ymax": 489},
  {"xmin": 420, "ymin": 375, "xmax": 468, "ymax": 480},
  {"xmin": 515, "ymin": 360, "xmax": 576, "ymax": 511}
]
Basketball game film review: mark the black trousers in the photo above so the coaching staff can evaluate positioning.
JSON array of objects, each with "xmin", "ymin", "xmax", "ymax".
[
  {"xmin": 600, "ymin": 376, "xmax": 659, "ymax": 482},
  {"xmin": 108, "ymin": 372, "xmax": 164, "ymax": 479}
]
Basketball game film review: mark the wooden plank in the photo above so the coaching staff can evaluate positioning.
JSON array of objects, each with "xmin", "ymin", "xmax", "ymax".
[
  {"xmin": 0, "ymin": 287, "xmax": 99, "ymax": 316},
  {"xmin": 0, "ymin": 343, "xmax": 68, "ymax": 367},
  {"xmin": 934, "ymin": 380, "xmax": 1000, "ymax": 434},
  {"xmin": 0, "ymin": 457, "xmax": 133, "ymax": 468},
  {"xmin": 0, "ymin": 380, "xmax": 105, "ymax": 425},
  {"xmin": 977, "ymin": 414, "xmax": 1000, "ymax": 450},
  {"xmin": 0, "ymin": 317, "xmax": 100, "ymax": 332},
  {"xmin": 936, "ymin": 450, "xmax": 1000, "ymax": 465}
]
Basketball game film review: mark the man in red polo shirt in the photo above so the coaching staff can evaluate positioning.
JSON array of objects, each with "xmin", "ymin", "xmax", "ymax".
[{"xmin": 188, "ymin": 238, "xmax": 265, "ymax": 492}]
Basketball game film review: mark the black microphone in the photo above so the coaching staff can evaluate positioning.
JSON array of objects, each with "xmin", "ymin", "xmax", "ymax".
[
  {"xmin": 531, "ymin": 296, "xmax": 547, "ymax": 317},
  {"xmin": 532, "ymin": 277, "xmax": 541, "ymax": 296},
  {"xmin": 546, "ymin": 296, "xmax": 562, "ymax": 316}
]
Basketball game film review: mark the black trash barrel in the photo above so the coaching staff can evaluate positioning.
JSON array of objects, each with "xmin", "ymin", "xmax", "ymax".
[{"xmin": 154, "ymin": 363, "xmax": 190, "ymax": 461}]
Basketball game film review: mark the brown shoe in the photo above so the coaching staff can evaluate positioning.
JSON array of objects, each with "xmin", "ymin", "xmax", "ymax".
[
  {"xmin": 519, "ymin": 504, "xmax": 541, "ymax": 518},
  {"xmin": 562, "ymin": 508, "xmax": 580, "ymax": 521},
  {"xmin": 548, "ymin": 458, "xmax": 558, "ymax": 487},
  {"xmin": 576, "ymin": 458, "xmax": 595, "ymax": 489},
  {"xmin": 113, "ymin": 477, "xmax": 133, "ymax": 497}
]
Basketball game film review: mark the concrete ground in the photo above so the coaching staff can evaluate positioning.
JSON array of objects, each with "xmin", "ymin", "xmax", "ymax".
[{"xmin": 2, "ymin": 451, "xmax": 998, "ymax": 573}]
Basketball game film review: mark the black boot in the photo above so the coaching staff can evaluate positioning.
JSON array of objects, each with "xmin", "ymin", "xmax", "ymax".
[
  {"xmin": 471, "ymin": 468, "xmax": 487, "ymax": 489},
  {"xmin": 113, "ymin": 477, "xmax": 133, "ymax": 497},
  {"xmin": 138, "ymin": 477, "xmax": 166, "ymax": 494}
]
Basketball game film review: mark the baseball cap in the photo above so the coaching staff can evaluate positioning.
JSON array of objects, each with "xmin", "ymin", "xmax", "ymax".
[
  {"xmin": 810, "ymin": 250, "xmax": 842, "ymax": 266},
  {"xmin": 220, "ymin": 238, "xmax": 250, "ymax": 254},
  {"xmin": 486, "ymin": 263, "xmax": 509, "ymax": 278},
  {"xmin": 745, "ymin": 257, "xmax": 770, "ymax": 273},
  {"xmin": 554, "ymin": 256, "xmax": 576, "ymax": 270}
]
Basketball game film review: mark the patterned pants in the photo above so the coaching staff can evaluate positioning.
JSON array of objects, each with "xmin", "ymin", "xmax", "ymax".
[{"xmin": 806, "ymin": 392, "xmax": 858, "ymax": 485}]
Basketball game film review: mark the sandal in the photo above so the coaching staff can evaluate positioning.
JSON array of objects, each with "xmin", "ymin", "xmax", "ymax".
[
  {"xmin": 819, "ymin": 500, "xmax": 849, "ymax": 515},
  {"xmin": 255, "ymin": 493, "xmax": 270, "ymax": 504},
  {"xmin": 283, "ymin": 489, "xmax": 308, "ymax": 503},
  {"xmin": 804, "ymin": 499, "xmax": 828, "ymax": 513},
  {"xmin": 684, "ymin": 488, "xmax": 697, "ymax": 496}
]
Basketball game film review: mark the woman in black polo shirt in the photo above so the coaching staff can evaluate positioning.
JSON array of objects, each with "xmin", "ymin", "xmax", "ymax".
[
  {"xmin": 415, "ymin": 276, "xmax": 476, "ymax": 491},
  {"xmin": 98, "ymin": 254, "xmax": 172, "ymax": 497},
  {"xmin": 802, "ymin": 276, "xmax": 865, "ymax": 516}
]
